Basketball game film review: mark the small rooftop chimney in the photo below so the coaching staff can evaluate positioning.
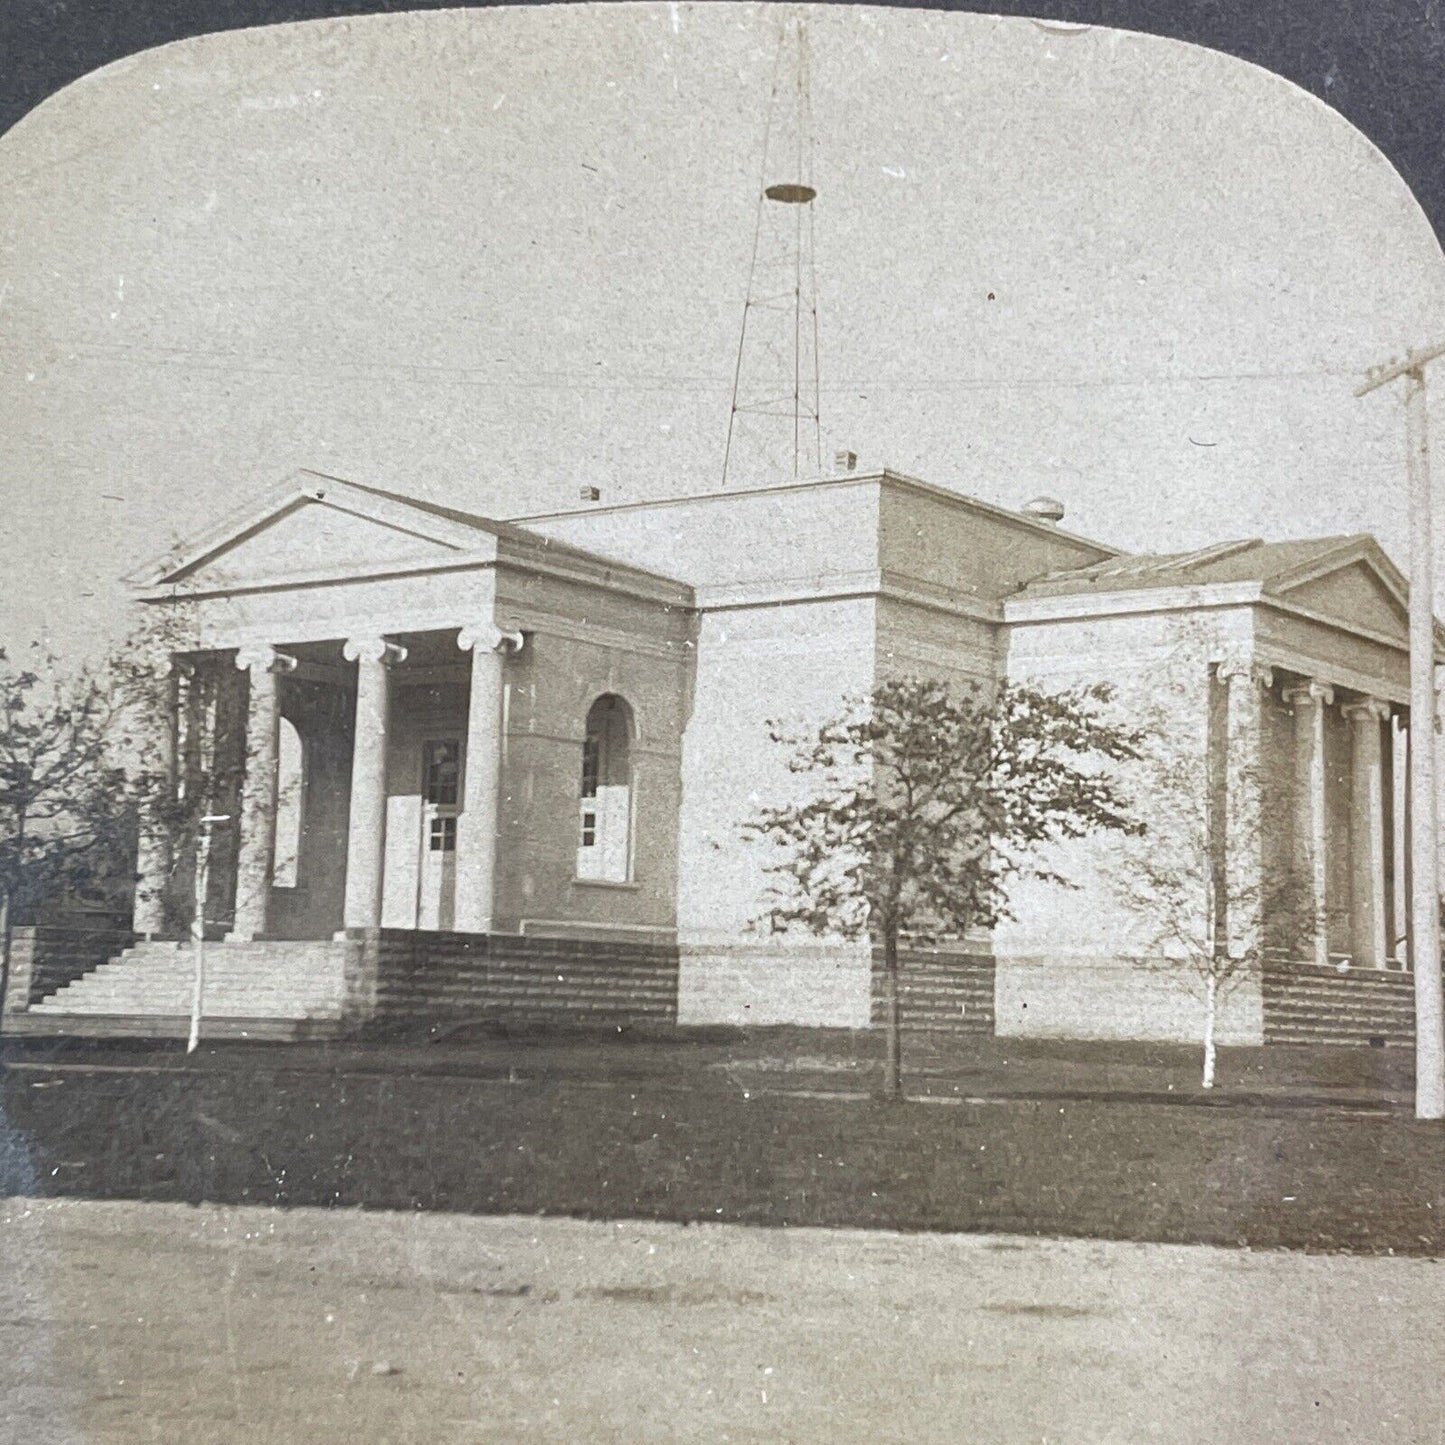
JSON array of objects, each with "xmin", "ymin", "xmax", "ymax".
[
  {"xmin": 1023, "ymin": 495, "xmax": 1066, "ymax": 526},
  {"xmin": 579, "ymin": 485, "xmax": 601, "ymax": 503},
  {"xmin": 834, "ymin": 449, "xmax": 858, "ymax": 472}
]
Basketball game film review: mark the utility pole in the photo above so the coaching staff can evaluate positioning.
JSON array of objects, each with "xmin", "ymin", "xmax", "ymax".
[
  {"xmin": 188, "ymin": 813, "xmax": 229, "ymax": 1055},
  {"xmin": 1358, "ymin": 340, "xmax": 1445, "ymax": 1120}
]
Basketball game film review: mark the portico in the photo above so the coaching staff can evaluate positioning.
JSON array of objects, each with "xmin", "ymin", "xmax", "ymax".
[{"xmin": 123, "ymin": 473, "xmax": 694, "ymax": 957}]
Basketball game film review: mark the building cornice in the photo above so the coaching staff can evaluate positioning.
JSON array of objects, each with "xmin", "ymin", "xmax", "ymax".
[
  {"xmin": 136, "ymin": 543, "xmax": 693, "ymax": 612},
  {"xmin": 692, "ymin": 567, "xmax": 1003, "ymax": 625},
  {"xmin": 1003, "ymin": 581, "xmax": 1265, "ymax": 623},
  {"xmin": 1257, "ymin": 643, "xmax": 1407, "ymax": 706},
  {"xmin": 1004, "ymin": 581, "xmax": 1441, "ymax": 661},
  {"xmin": 513, "ymin": 468, "xmax": 1119, "ymax": 559}
]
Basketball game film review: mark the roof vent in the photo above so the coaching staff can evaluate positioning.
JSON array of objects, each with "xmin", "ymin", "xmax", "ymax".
[
  {"xmin": 1023, "ymin": 496, "xmax": 1066, "ymax": 525},
  {"xmin": 579, "ymin": 485, "xmax": 601, "ymax": 503}
]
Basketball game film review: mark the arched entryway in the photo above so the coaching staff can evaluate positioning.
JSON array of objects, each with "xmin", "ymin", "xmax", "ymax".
[{"xmin": 578, "ymin": 694, "xmax": 633, "ymax": 882}]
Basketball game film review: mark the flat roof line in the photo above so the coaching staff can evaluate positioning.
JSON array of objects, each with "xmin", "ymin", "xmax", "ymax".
[{"xmin": 512, "ymin": 468, "xmax": 1122, "ymax": 557}]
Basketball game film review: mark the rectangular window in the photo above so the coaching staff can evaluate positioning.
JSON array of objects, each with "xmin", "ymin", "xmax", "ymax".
[
  {"xmin": 423, "ymin": 739, "xmax": 461, "ymax": 807},
  {"xmin": 581, "ymin": 735, "xmax": 600, "ymax": 799},
  {"xmin": 429, "ymin": 816, "xmax": 457, "ymax": 853}
]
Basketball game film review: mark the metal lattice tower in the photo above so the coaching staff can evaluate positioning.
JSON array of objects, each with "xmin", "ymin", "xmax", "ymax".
[{"xmin": 721, "ymin": 19, "xmax": 822, "ymax": 487}]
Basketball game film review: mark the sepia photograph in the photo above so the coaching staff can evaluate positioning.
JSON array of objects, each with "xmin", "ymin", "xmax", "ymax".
[{"xmin": 2, "ymin": 2, "xmax": 1445, "ymax": 1439}]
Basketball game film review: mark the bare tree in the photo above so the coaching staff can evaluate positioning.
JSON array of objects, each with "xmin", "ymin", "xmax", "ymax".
[
  {"xmin": 1108, "ymin": 661, "xmax": 1308, "ymax": 1088},
  {"xmin": 746, "ymin": 677, "xmax": 1143, "ymax": 1098},
  {"xmin": 0, "ymin": 646, "xmax": 141, "ymax": 1018}
]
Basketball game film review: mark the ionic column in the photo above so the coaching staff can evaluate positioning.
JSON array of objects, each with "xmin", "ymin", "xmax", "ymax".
[
  {"xmin": 1343, "ymin": 697, "xmax": 1392, "ymax": 968},
  {"xmin": 454, "ymin": 624, "xmax": 524, "ymax": 934},
  {"xmin": 132, "ymin": 656, "xmax": 187, "ymax": 939},
  {"xmin": 1284, "ymin": 679, "xmax": 1334, "ymax": 967},
  {"xmin": 228, "ymin": 645, "xmax": 297, "ymax": 941},
  {"xmin": 1217, "ymin": 661, "xmax": 1273, "ymax": 961},
  {"xmin": 341, "ymin": 636, "xmax": 407, "ymax": 931}
]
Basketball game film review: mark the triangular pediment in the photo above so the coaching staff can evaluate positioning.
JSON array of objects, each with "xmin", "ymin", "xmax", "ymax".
[
  {"xmin": 130, "ymin": 471, "xmax": 499, "ymax": 593},
  {"xmin": 1267, "ymin": 541, "xmax": 1409, "ymax": 644}
]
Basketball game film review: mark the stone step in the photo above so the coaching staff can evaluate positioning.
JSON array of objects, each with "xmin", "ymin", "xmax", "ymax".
[
  {"xmin": 30, "ymin": 1006, "xmax": 340, "ymax": 1021},
  {"xmin": 32, "ymin": 941, "xmax": 351, "ymax": 1022},
  {"xmin": 375, "ymin": 978, "xmax": 677, "ymax": 999},
  {"xmin": 378, "ymin": 966, "xmax": 679, "ymax": 987},
  {"xmin": 48, "ymin": 975, "xmax": 342, "ymax": 998},
  {"xmin": 1265, "ymin": 1001, "xmax": 1416, "ymax": 1019},
  {"xmin": 6, "ymin": 1013, "xmax": 346, "ymax": 1041},
  {"xmin": 1264, "ymin": 983, "xmax": 1416, "ymax": 1001},
  {"xmin": 1263, "ymin": 973, "xmax": 1415, "ymax": 992},
  {"xmin": 37, "ymin": 992, "xmax": 343, "ymax": 1011}
]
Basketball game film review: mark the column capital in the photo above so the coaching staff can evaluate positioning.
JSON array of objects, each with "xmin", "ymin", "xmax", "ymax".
[
  {"xmin": 1343, "ymin": 696, "xmax": 1392, "ymax": 724},
  {"xmin": 141, "ymin": 651, "xmax": 195, "ymax": 680},
  {"xmin": 342, "ymin": 636, "xmax": 408, "ymax": 666},
  {"xmin": 1283, "ymin": 678, "xmax": 1334, "ymax": 707},
  {"xmin": 1217, "ymin": 658, "xmax": 1273, "ymax": 690},
  {"xmin": 235, "ymin": 644, "xmax": 299, "ymax": 675},
  {"xmin": 458, "ymin": 624, "xmax": 525, "ymax": 657}
]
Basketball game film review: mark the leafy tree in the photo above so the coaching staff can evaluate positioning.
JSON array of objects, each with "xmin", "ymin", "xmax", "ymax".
[
  {"xmin": 746, "ymin": 677, "xmax": 1145, "ymax": 1097},
  {"xmin": 0, "ymin": 646, "xmax": 142, "ymax": 1017}
]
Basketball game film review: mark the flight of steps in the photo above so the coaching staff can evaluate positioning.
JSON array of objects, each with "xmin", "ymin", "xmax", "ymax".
[
  {"xmin": 371, "ymin": 929, "xmax": 680, "ymax": 1030},
  {"xmin": 871, "ymin": 950, "xmax": 996, "ymax": 1037},
  {"xmin": 21, "ymin": 939, "xmax": 353, "ymax": 1041},
  {"xmin": 1262, "ymin": 960, "xmax": 1418, "ymax": 1046}
]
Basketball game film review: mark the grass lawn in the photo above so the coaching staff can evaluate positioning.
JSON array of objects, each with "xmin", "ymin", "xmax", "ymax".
[{"xmin": 3, "ymin": 1055, "xmax": 1442, "ymax": 1254}]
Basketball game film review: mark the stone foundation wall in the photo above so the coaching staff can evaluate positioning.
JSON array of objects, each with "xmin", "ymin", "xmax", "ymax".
[
  {"xmin": 994, "ymin": 954, "xmax": 1266, "ymax": 1046},
  {"xmin": 372, "ymin": 929, "xmax": 679, "ymax": 1029},
  {"xmin": 677, "ymin": 941, "xmax": 874, "ymax": 1027}
]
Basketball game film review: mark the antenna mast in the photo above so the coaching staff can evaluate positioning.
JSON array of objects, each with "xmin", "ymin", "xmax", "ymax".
[{"xmin": 721, "ymin": 18, "xmax": 822, "ymax": 487}]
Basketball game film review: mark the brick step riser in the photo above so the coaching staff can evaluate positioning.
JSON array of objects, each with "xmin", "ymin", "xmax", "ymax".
[
  {"xmin": 8, "ymin": 1015, "xmax": 345, "ymax": 1041},
  {"xmin": 1267, "ymin": 1034, "xmax": 1413, "ymax": 1047},
  {"xmin": 1265, "ymin": 1013, "xmax": 1415, "ymax": 1033},
  {"xmin": 46, "ymin": 981, "xmax": 344, "ymax": 997},
  {"xmin": 374, "ymin": 982, "xmax": 677, "ymax": 1002},
  {"xmin": 872, "ymin": 994, "xmax": 995, "ymax": 1007},
  {"xmin": 378, "ymin": 995, "xmax": 676, "ymax": 1013},
  {"xmin": 379, "ymin": 965, "xmax": 679, "ymax": 982},
  {"xmin": 1264, "ymin": 996, "xmax": 1416, "ymax": 1014},
  {"xmin": 1264, "ymin": 985, "xmax": 1416, "ymax": 1001},
  {"xmin": 378, "ymin": 979, "xmax": 679, "ymax": 996},
  {"xmin": 1264, "ymin": 980, "xmax": 1416, "ymax": 993},
  {"xmin": 1265, "ymin": 1018, "xmax": 1413, "ymax": 1036},
  {"xmin": 1264, "ymin": 1002, "xmax": 1416, "ymax": 1018},
  {"xmin": 38, "ymin": 995, "xmax": 345, "ymax": 1011},
  {"xmin": 31, "ymin": 998, "xmax": 346, "ymax": 1017}
]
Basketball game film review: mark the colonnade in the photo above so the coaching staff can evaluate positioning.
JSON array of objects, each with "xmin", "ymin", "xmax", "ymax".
[
  {"xmin": 133, "ymin": 623, "xmax": 524, "ymax": 941},
  {"xmin": 1219, "ymin": 662, "xmax": 1405, "ymax": 970}
]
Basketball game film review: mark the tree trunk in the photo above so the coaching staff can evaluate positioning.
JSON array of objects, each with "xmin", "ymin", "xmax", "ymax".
[
  {"xmin": 882, "ymin": 930, "xmax": 902, "ymax": 1100},
  {"xmin": 0, "ymin": 891, "xmax": 11, "ymax": 1034},
  {"xmin": 1202, "ymin": 970, "xmax": 1218, "ymax": 1090}
]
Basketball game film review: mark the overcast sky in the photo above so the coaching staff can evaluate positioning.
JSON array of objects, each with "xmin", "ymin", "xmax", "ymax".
[{"xmin": 2, "ymin": 2, "xmax": 1443, "ymax": 660}]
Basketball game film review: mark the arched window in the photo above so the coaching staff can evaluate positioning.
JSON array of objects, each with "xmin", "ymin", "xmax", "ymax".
[
  {"xmin": 577, "ymin": 695, "xmax": 633, "ymax": 882},
  {"xmin": 273, "ymin": 717, "xmax": 306, "ymax": 889}
]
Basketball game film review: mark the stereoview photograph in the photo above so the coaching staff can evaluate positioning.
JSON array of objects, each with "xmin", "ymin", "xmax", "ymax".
[{"xmin": 2, "ymin": 5, "xmax": 1444, "ymax": 1440}]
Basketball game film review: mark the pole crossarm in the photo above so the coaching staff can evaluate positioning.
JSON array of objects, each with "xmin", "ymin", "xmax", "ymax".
[{"xmin": 1356, "ymin": 338, "xmax": 1445, "ymax": 397}]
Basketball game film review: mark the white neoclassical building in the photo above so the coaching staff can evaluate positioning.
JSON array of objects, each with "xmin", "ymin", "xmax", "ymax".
[{"xmin": 8, "ymin": 466, "xmax": 1435, "ymax": 1046}]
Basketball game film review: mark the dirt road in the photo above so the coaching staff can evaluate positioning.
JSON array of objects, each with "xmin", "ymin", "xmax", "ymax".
[{"xmin": 1, "ymin": 1198, "xmax": 1441, "ymax": 1443}]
